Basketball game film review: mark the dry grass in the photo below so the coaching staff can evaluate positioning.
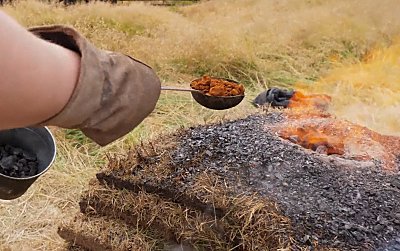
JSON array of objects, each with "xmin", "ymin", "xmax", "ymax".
[
  {"xmin": 79, "ymin": 179, "xmax": 292, "ymax": 250},
  {"xmin": 296, "ymin": 42, "xmax": 400, "ymax": 136},
  {"xmin": 80, "ymin": 182, "xmax": 227, "ymax": 250},
  {"xmin": 186, "ymin": 173, "xmax": 292, "ymax": 250},
  {"xmin": 4, "ymin": 0, "xmax": 400, "ymax": 87},
  {"xmin": 0, "ymin": 0, "xmax": 399, "ymax": 250},
  {"xmin": 58, "ymin": 213, "xmax": 158, "ymax": 251}
]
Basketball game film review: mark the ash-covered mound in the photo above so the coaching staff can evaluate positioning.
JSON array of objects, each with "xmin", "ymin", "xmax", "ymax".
[
  {"xmin": 62, "ymin": 112, "xmax": 400, "ymax": 251},
  {"xmin": 169, "ymin": 113, "xmax": 400, "ymax": 250}
]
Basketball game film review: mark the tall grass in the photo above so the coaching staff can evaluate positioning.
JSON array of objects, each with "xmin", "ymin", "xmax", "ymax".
[
  {"xmin": 5, "ymin": 0, "xmax": 400, "ymax": 86},
  {"xmin": 1, "ymin": 0, "xmax": 400, "ymax": 249},
  {"xmin": 297, "ymin": 41, "xmax": 400, "ymax": 136}
]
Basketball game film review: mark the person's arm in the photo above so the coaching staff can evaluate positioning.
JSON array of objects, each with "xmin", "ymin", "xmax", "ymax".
[
  {"xmin": 0, "ymin": 10, "xmax": 80, "ymax": 129},
  {"xmin": 0, "ymin": 11, "xmax": 161, "ymax": 146}
]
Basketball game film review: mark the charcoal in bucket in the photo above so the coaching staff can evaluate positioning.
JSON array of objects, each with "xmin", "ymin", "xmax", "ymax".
[
  {"xmin": 0, "ymin": 145, "xmax": 39, "ymax": 178},
  {"xmin": 0, "ymin": 127, "xmax": 56, "ymax": 200}
]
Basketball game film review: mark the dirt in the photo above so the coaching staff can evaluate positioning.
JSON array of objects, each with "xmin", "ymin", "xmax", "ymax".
[
  {"xmin": 190, "ymin": 75, "xmax": 245, "ymax": 96},
  {"xmin": 0, "ymin": 145, "xmax": 39, "ymax": 178},
  {"xmin": 60, "ymin": 227, "xmax": 110, "ymax": 251}
]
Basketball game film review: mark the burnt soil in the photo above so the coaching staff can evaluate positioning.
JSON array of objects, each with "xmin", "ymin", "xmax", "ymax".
[
  {"xmin": 0, "ymin": 145, "xmax": 39, "ymax": 178},
  {"xmin": 99, "ymin": 112, "xmax": 400, "ymax": 251}
]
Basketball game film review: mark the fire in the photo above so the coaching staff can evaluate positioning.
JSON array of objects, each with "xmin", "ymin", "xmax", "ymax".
[
  {"xmin": 288, "ymin": 91, "xmax": 331, "ymax": 110},
  {"xmin": 260, "ymin": 87, "xmax": 400, "ymax": 169},
  {"xmin": 294, "ymin": 41, "xmax": 400, "ymax": 137},
  {"xmin": 270, "ymin": 115, "xmax": 400, "ymax": 169},
  {"xmin": 280, "ymin": 126, "xmax": 344, "ymax": 155},
  {"xmin": 264, "ymin": 42, "xmax": 400, "ymax": 170}
]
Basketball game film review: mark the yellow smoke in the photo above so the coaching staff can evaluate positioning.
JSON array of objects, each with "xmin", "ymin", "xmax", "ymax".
[{"xmin": 298, "ymin": 41, "xmax": 400, "ymax": 136}]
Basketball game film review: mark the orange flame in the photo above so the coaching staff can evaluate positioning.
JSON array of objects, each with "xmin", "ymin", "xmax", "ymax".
[
  {"xmin": 280, "ymin": 126, "xmax": 344, "ymax": 155},
  {"xmin": 293, "ymin": 42, "xmax": 400, "ymax": 137},
  {"xmin": 268, "ymin": 113, "xmax": 400, "ymax": 170},
  {"xmin": 281, "ymin": 91, "xmax": 333, "ymax": 120},
  {"xmin": 288, "ymin": 91, "xmax": 332, "ymax": 110},
  {"xmin": 266, "ymin": 41, "xmax": 400, "ymax": 170}
]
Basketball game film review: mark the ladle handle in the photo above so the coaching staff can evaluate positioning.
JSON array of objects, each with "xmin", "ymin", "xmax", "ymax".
[{"xmin": 161, "ymin": 86, "xmax": 200, "ymax": 93}]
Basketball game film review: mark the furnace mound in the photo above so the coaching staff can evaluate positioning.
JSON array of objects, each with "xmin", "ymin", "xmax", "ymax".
[{"xmin": 59, "ymin": 111, "xmax": 400, "ymax": 251}]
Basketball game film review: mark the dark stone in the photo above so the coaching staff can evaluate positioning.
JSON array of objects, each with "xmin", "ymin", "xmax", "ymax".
[
  {"xmin": 11, "ymin": 147, "xmax": 23, "ymax": 156},
  {"xmin": 390, "ymin": 178, "xmax": 400, "ymax": 189},
  {"xmin": 351, "ymin": 230, "xmax": 364, "ymax": 242},
  {"xmin": 22, "ymin": 151, "xmax": 37, "ymax": 161},
  {"xmin": 374, "ymin": 224, "xmax": 385, "ymax": 232},
  {"xmin": 0, "ymin": 156, "xmax": 15, "ymax": 170}
]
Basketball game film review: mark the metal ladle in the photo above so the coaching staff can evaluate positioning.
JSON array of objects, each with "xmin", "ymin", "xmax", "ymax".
[
  {"xmin": 161, "ymin": 78, "xmax": 245, "ymax": 110},
  {"xmin": 161, "ymin": 86, "xmax": 244, "ymax": 110}
]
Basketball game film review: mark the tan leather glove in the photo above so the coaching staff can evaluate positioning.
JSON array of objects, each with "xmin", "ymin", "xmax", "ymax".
[{"xmin": 28, "ymin": 25, "xmax": 161, "ymax": 146}]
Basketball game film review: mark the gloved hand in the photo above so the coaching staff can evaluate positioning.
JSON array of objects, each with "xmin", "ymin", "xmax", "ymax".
[
  {"xmin": 29, "ymin": 25, "xmax": 161, "ymax": 146},
  {"xmin": 253, "ymin": 88, "xmax": 294, "ymax": 108}
]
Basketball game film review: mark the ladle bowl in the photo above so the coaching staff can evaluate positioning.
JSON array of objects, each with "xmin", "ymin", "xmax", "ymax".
[{"xmin": 161, "ymin": 78, "xmax": 245, "ymax": 110}]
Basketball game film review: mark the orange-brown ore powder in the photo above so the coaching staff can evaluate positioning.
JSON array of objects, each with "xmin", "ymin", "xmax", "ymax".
[{"xmin": 190, "ymin": 76, "xmax": 245, "ymax": 96}]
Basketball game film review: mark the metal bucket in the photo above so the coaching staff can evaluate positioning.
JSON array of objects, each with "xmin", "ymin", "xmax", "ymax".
[{"xmin": 0, "ymin": 127, "xmax": 56, "ymax": 200}]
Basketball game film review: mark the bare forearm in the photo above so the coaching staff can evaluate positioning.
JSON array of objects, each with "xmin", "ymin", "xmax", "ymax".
[{"xmin": 0, "ymin": 11, "xmax": 80, "ymax": 129}]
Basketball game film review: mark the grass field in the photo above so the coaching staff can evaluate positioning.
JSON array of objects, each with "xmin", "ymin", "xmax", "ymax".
[{"xmin": 1, "ymin": 0, "xmax": 400, "ymax": 250}]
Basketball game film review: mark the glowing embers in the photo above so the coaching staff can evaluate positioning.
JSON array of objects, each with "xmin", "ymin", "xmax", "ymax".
[
  {"xmin": 256, "ymin": 87, "xmax": 400, "ymax": 169},
  {"xmin": 271, "ymin": 117, "xmax": 400, "ymax": 170},
  {"xmin": 280, "ymin": 125, "xmax": 344, "ymax": 155}
]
